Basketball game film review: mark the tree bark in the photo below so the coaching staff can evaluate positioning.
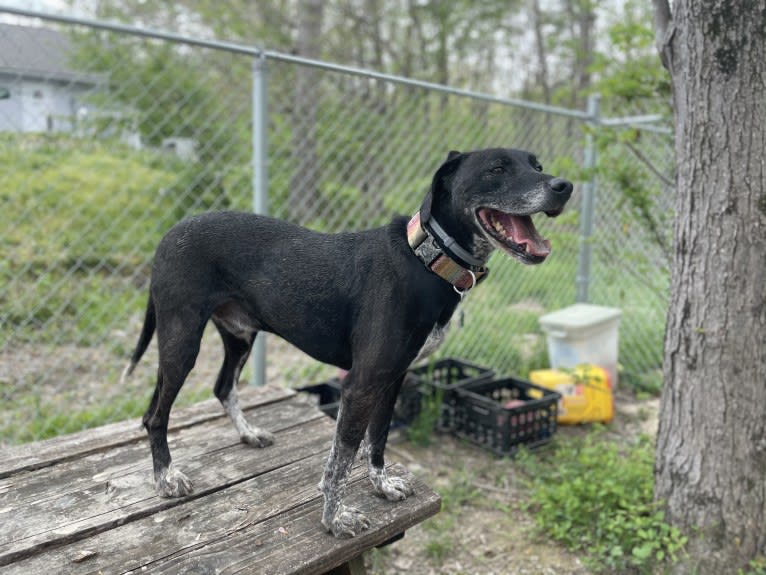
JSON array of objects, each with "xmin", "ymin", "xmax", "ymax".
[
  {"xmin": 289, "ymin": 0, "xmax": 324, "ymax": 222},
  {"xmin": 564, "ymin": 0, "xmax": 594, "ymax": 108},
  {"xmin": 652, "ymin": 1, "xmax": 766, "ymax": 573},
  {"xmin": 530, "ymin": 0, "xmax": 552, "ymax": 105}
]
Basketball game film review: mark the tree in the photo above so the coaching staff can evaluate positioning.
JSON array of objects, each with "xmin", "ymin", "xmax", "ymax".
[
  {"xmin": 288, "ymin": 0, "xmax": 324, "ymax": 221},
  {"xmin": 651, "ymin": 2, "xmax": 766, "ymax": 573},
  {"xmin": 563, "ymin": 0, "xmax": 595, "ymax": 108},
  {"xmin": 529, "ymin": 0, "xmax": 552, "ymax": 104}
]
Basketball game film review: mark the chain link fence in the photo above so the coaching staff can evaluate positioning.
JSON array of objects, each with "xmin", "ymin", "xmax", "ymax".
[{"xmin": 0, "ymin": 9, "xmax": 673, "ymax": 444}]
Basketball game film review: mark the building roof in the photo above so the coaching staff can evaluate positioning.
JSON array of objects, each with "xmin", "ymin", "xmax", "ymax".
[{"xmin": 0, "ymin": 22, "xmax": 102, "ymax": 84}]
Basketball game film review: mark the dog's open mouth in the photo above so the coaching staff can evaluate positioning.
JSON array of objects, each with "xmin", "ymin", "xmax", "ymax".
[{"xmin": 477, "ymin": 208, "xmax": 552, "ymax": 264}]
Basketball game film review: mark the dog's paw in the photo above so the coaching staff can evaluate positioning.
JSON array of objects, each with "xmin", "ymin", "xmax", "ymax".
[
  {"xmin": 240, "ymin": 427, "xmax": 275, "ymax": 448},
  {"xmin": 156, "ymin": 465, "xmax": 193, "ymax": 498},
  {"xmin": 323, "ymin": 504, "xmax": 371, "ymax": 538},
  {"xmin": 372, "ymin": 473, "xmax": 414, "ymax": 501}
]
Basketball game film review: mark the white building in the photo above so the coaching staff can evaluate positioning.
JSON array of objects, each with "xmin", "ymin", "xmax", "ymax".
[{"xmin": 0, "ymin": 23, "xmax": 105, "ymax": 133}]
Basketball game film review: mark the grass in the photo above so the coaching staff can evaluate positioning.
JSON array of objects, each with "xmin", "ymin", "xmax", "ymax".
[
  {"xmin": 739, "ymin": 558, "xmax": 766, "ymax": 575},
  {"xmin": 405, "ymin": 387, "xmax": 443, "ymax": 447},
  {"xmin": 0, "ymin": 374, "xmax": 212, "ymax": 443},
  {"xmin": 1, "ymin": 393, "xmax": 150, "ymax": 442},
  {"xmin": 0, "ymin": 133, "xmax": 247, "ymax": 345},
  {"xmin": 517, "ymin": 429, "xmax": 687, "ymax": 574}
]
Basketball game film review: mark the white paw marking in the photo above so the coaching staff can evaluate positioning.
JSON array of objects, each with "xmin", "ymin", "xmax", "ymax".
[
  {"xmin": 369, "ymin": 467, "xmax": 414, "ymax": 501},
  {"xmin": 223, "ymin": 386, "xmax": 274, "ymax": 447},
  {"xmin": 241, "ymin": 428, "xmax": 275, "ymax": 448},
  {"xmin": 156, "ymin": 464, "xmax": 193, "ymax": 498},
  {"xmin": 323, "ymin": 504, "xmax": 371, "ymax": 538}
]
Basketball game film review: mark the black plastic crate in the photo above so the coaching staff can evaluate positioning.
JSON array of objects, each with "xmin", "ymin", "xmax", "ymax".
[
  {"xmin": 453, "ymin": 377, "xmax": 560, "ymax": 456},
  {"xmin": 296, "ymin": 376, "xmax": 422, "ymax": 429},
  {"xmin": 408, "ymin": 358, "xmax": 495, "ymax": 389},
  {"xmin": 392, "ymin": 373, "xmax": 424, "ymax": 428},
  {"xmin": 408, "ymin": 358, "xmax": 495, "ymax": 432},
  {"xmin": 296, "ymin": 378, "xmax": 342, "ymax": 419}
]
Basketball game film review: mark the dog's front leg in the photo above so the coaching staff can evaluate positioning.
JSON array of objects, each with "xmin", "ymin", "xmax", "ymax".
[
  {"xmin": 366, "ymin": 375, "xmax": 414, "ymax": 501},
  {"xmin": 320, "ymin": 381, "xmax": 374, "ymax": 538}
]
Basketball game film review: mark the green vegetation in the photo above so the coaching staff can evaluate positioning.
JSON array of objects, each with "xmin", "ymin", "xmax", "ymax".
[
  {"xmin": 739, "ymin": 557, "xmax": 766, "ymax": 575},
  {"xmin": 0, "ymin": 133, "xmax": 231, "ymax": 347},
  {"xmin": 0, "ymin": 373, "xmax": 211, "ymax": 442},
  {"xmin": 518, "ymin": 430, "xmax": 687, "ymax": 574},
  {"xmin": 405, "ymin": 387, "xmax": 443, "ymax": 447}
]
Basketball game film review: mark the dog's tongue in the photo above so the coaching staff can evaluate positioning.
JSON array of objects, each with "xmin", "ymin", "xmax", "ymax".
[{"xmin": 504, "ymin": 214, "xmax": 551, "ymax": 257}]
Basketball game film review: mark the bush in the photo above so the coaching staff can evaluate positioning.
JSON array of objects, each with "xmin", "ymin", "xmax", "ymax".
[{"xmin": 405, "ymin": 387, "xmax": 442, "ymax": 447}]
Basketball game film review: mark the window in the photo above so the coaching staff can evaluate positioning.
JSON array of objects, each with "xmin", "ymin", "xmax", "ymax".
[{"xmin": 0, "ymin": 87, "xmax": 10, "ymax": 100}]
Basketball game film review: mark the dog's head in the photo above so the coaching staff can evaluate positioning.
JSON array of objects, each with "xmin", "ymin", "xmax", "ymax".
[{"xmin": 423, "ymin": 148, "xmax": 573, "ymax": 265}]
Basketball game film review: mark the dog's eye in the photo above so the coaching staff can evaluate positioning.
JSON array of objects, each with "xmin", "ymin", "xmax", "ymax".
[
  {"xmin": 534, "ymin": 163, "xmax": 543, "ymax": 172},
  {"xmin": 490, "ymin": 166, "xmax": 505, "ymax": 174}
]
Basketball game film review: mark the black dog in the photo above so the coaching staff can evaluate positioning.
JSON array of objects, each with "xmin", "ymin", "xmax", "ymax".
[{"xmin": 122, "ymin": 147, "xmax": 572, "ymax": 537}]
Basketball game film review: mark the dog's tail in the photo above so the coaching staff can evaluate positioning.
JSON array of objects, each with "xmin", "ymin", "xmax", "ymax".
[{"xmin": 120, "ymin": 293, "xmax": 157, "ymax": 384}]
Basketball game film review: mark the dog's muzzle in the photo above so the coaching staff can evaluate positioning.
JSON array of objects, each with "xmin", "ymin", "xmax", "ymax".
[{"xmin": 475, "ymin": 176, "xmax": 573, "ymax": 264}]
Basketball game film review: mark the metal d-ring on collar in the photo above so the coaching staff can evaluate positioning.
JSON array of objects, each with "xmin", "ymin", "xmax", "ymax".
[{"xmin": 453, "ymin": 269, "xmax": 477, "ymax": 300}]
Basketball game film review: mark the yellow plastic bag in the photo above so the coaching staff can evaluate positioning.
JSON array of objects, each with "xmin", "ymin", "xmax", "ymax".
[{"xmin": 528, "ymin": 365, "xmax": 613, "ymax": 424}]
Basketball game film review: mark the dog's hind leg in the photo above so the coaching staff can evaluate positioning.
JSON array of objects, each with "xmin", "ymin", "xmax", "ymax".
[
  {"xmin": 213, "ymin": 323, "xmax": 275, "ymax": 448},
  {"xmin": 143, "ymin": 311, "xmax": 204, "ymax": 498},
  {"xmin": 365, "ymin": 375, "xmax": 414, "ymax": 501}
]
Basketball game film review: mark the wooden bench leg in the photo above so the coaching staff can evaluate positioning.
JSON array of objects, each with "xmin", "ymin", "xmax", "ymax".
[{"xmin": 324, "ymin": 554, "xmax": 367, "ymax": 575}]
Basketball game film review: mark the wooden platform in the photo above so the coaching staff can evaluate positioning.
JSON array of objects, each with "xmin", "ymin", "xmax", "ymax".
[{"xmin": 0, "ymin": 385, "xmax": 441, "ymax": 574}]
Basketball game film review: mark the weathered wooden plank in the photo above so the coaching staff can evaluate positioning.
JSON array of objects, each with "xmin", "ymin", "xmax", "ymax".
[
  {"xmin": 0, "ymin": 384, "xmax": 295, "ymax": 478},
  {"xmin": 0, "ymin": 395, "xmax": 321, "ymax": 512},
  {"xmin": 144, "ymin": 463, "xmax": 440, "ymax": 575},
  {"xmin": 0, "ymin": 397, "xmax": 332, "ymax": 566},
  {"xmin": 2, "ymin": 451, "xmax": 338, "ymax": 575},
  {"xmin": 1, "ymin": 453, "xmax": 439, "ymax": 575}
]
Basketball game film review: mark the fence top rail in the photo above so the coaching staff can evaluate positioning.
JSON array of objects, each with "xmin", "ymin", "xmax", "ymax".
[{"xmin": 0, "ymin": 4, "xmax": 591, "ymax": 120}]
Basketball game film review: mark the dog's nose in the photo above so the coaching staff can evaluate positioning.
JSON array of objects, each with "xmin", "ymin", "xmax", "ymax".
[{"xmin": 549, "ymin": 178, "xmax": 573, "ymax": 197}]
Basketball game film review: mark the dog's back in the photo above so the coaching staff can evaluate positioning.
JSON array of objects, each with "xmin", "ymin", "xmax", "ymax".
[{"xmin": 149, "ymin": 211, "xmax": 445, "ymax": 368}]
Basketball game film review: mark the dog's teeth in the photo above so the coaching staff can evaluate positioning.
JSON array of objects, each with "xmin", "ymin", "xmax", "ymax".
[{"xmin": 493, "ymin": 220, "xmax": 505, "ymax": 234}]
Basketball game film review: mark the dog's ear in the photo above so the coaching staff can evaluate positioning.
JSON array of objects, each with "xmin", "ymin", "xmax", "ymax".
[{"xmin": 420, "ymin": 152, "xmax": 464, "ymax": 223}]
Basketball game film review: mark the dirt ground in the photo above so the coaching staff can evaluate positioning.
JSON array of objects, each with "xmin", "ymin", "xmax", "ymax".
[{"xmin": 365, "ymin": 391, "xmax": 660, "ymax": 575}]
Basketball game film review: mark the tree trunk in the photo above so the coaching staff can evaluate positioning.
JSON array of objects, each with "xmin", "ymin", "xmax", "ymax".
[
  {"xmin": 530, "ymin": 0, "xmax": 552, "ymax": 105},
  {"xmin": 564, "ymin": 0, "xmax": 594, "ymax": 108},
  {"xmin": 652, "ymin": 1, "xmax": 766, "ymax": 573},
  {"xmin": 289, "ymin": 0, "xmax": 324, "ymax": 222},
  {"xmin": 359, "ymin": 0, "xmax": 386, "ymax": 218}
]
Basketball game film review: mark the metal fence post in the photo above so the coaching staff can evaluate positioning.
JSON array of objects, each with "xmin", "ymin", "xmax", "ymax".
[
  {"xmin": 576, "ymin": 93, "xmax": 600, "ymax": 303},
  {"xmin": 251, "ymin": 55, "xmax": 268, "ymax": 386}
]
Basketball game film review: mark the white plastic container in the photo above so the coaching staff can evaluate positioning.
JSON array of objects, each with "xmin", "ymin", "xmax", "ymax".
[{"xmin": 538, "ymin": 304, "xmax": 623, "ymax": 387}]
